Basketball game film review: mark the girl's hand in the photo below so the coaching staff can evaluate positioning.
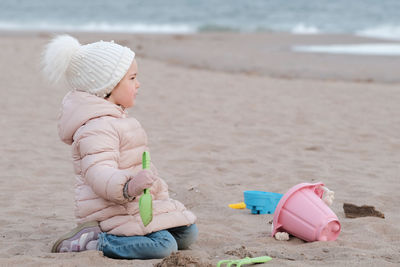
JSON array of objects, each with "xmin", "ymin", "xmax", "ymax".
[{"xmin": 127, "ymin": 170, "xmax": 156, "ymax": 197}]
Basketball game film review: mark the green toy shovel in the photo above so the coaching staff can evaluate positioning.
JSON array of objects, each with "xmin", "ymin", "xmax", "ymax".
[
  {"xmin": 217, "ymin": 256, "xmax": 272, "ymax": 267},
  {"xmin": 139, "ymin": 151, "xmax": 153, "ymax": 226}
]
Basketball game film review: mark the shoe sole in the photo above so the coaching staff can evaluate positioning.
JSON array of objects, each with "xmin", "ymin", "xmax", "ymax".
[{"xmin": 51, "ymin": 221, "xmax": 100, "ymax": 253}]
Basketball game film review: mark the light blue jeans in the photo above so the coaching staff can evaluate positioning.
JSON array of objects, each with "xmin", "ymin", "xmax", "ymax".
[{"xmin": 97, "ymin": 224, "xmax": 198, "ymax": 259}]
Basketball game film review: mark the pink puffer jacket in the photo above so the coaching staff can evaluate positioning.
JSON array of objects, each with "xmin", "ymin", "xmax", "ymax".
[{"xmin": 58, "ymin": 91, "xmax": 196, "ymax": 236}]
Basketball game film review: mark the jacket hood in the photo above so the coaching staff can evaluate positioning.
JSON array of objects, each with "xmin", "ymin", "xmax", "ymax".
[{"xmin": 58, "ymin": 90, "xmax": 125, "ymax": 145}]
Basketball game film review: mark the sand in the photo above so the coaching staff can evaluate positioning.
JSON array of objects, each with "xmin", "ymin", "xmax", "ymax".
[{"xmin": 0, "ymin": 31, "xmax": 399, "ymax": 266}]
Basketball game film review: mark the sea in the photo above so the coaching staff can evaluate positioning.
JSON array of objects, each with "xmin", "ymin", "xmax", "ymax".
[{"xmin": 1, "ymin": 0, "xmax": 400, "ymax": 55}]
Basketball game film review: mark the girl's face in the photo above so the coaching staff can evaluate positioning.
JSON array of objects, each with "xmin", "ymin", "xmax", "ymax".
[{"xmin": 107, "ymin": 60, "xmax": 140, "ymax": 109}]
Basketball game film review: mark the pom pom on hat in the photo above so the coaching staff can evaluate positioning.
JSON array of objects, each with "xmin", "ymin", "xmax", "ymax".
[
  {"xmin": 42, "ymin": 35, "xmax": 135, "ymax": 97},
  {"xmin": 42, "ymin": 35, "xmax": 80, "ymax": 85}
]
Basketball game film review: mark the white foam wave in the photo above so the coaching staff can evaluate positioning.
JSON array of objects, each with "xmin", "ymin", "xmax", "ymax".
[
  {"xmin": 356, "ymin": 25, "xmax": 400, "ymax": 40},
  {"xmin": 293, "ymin": 43, "xmax": 400, "ymax": 56},
  {"xmin": 290, "ymin": 23, "xmax": 320, "ymax": 34},
  {"xmin": 0, "ymin": 21, "xmax": 196, "ymax": 34}
]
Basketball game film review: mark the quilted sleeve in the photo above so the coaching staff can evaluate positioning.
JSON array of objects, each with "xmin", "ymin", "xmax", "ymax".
[{"xmin": 76, "ymin": 120, "xmax": 134, "ymax": 204}]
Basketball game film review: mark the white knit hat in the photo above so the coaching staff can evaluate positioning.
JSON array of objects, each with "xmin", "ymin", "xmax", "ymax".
[{"xmin": 42, "ymin": 35, "xmax": 135, "ymax": 97}]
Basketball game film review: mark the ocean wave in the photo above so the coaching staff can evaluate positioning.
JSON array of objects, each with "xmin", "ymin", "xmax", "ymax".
[
  {"xmin": 2, "ymin": 20, "xmax": 400, "ymax": 40},
  {"xmin": 198, "ymin": 22, "xmax": 322, "ymax": 34},
  {"xmin": 197, "ymin": 24, "xmax": 239, "ymax": 32},
  {"xmin": 293, "ymin": 43, "xmax": 400, "ymax": 56},
  {"xmin": 290, "ymin": 23, "xmax": 320, "ymax": 34},
  {"xmin": 356, "ymin": 25, "xmax": 400, "ymax": 40},
  {"xmin": 0, "ymin": 21, "xmax": 196, "ymax": 34}
]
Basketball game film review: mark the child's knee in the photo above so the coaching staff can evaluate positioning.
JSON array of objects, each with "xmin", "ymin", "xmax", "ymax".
[
  {"xmin": 151, "ymin": 231, "xmax": 178, "ymax": 258},
  {"xmin": 177, "ymin": 224, "xmax": 198, "ymax": 250}
]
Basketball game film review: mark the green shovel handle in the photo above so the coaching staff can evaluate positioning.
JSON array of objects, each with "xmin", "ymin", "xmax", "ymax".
[{"xmin": 142, "ymin": 151, "xmax": 150, "ymax": 170}]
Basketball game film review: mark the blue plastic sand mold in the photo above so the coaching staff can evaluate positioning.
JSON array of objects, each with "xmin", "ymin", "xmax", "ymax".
[{"xmin": 244, "ymin": 191, "xmax": 283, "ymax": 214}]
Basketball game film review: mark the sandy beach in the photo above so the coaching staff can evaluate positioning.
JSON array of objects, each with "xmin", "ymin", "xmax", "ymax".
[{"xmin": 0, "ymin": 31, "xmax": 399, "ymax": 266}]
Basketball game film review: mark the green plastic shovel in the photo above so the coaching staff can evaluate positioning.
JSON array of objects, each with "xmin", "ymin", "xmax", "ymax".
[
  {"xmin": 139, "ymin": 151, "xmax": 153, "ymax": 226},
  {"xmin": 217, "ymin": 256, "xmax": 272, "ymax": 267}
]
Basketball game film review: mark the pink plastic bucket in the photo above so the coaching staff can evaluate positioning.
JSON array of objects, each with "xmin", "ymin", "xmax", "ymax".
[{"xmin": 271, "ymin": 182, "xmax": 341, "ymax": 242}]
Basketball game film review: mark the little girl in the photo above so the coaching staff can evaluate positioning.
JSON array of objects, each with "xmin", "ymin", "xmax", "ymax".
[{"xmin": 42, "ymin": 35, "xmax": 197, "ymax": 259}]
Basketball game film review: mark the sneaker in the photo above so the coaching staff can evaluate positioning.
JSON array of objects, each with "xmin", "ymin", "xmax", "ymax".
[{"xmin": 51, "ymin": 221, "xmax": 101, "ymax": 253}]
